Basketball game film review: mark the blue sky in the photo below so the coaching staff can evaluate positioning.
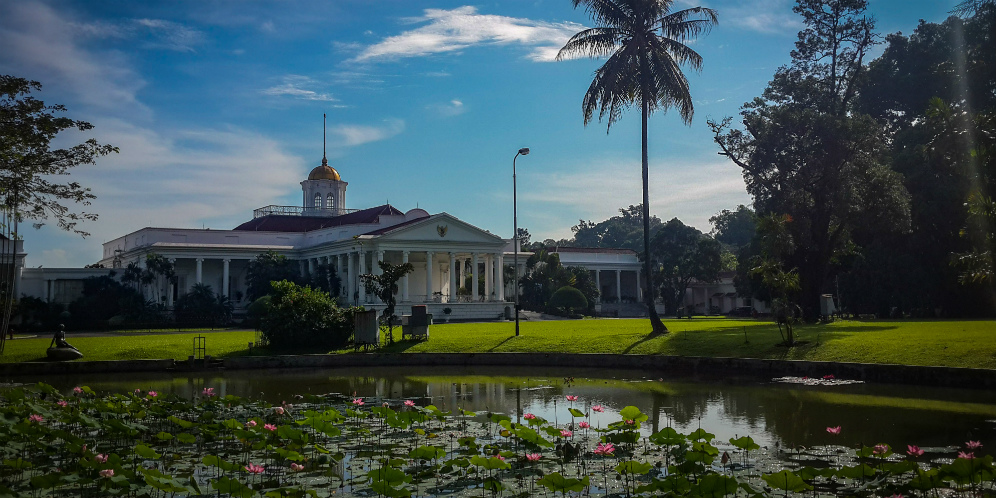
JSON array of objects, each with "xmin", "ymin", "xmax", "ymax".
[{"xmin": 0, "ymin": 0, "xmax": 959, "ymax": 267}]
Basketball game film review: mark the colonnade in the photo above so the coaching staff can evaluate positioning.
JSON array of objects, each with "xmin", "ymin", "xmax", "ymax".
[{"xmin": 592, "ymin": 268, "xmax": 642, "ymax": 304}]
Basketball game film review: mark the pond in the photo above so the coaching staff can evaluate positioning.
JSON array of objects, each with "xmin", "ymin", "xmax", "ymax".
[{"xmin": 3, "ymin": 366, "xmax": 995, "ymax": 497}]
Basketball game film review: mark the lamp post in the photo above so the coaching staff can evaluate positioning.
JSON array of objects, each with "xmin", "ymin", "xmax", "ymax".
[{"xmin": 513, "ymin": 147, "xmax": 529, "ymax": 336}]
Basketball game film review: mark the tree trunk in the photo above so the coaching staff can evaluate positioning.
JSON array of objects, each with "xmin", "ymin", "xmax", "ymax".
[{"xmin": 643, "ymin": 99, "xmax": 668, "ymax": 334}]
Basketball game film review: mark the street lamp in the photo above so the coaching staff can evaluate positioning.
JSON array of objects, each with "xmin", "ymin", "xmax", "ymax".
[{"xmin": 513, "ymin": 147, "xmax": 529, "ymax": 336}]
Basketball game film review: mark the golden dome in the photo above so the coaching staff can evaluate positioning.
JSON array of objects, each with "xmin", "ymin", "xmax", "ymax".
[{"xmin": 308, "ymin": 157, "xmax": 341, "ymax": 181}]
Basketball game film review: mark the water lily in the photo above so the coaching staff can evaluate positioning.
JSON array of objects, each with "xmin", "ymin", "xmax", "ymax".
[
  {"xmin": 245, "ymin": 420, "xmax": 257, "ymax": 428},
  {"xmin": 274, "ymin": 406, "xmax": 285, "ymax": 415},
  {"xmin": 73, "ymin": 386, "xmax": 83, "ymax": 394},
  {"xmin": 99, "ymin": 469, "xmax": 114, "ymax": 478},
  {"xmin": 493, "ymin": 455, "xmax": 506, "ymax": 461},
  {"xmin": 566, "ymin": 395, "xmax": 578, "ymax": 402},
  {"xmin": 560, "ymin": 429, "xmax": 573, "ymax": 438},
  {"xmin": 264, "ymin": 424, "xmax": 277, "ymax": 431},
  {"xmin": 966, "ymin": 440, "xmax": 983, "ymax": 450},
  {"xmin": 57, "ymin": 400, "xmax": 68, "ymax": 407},
  {"xmin": 907, "ymin": 445, "xmax": 924, "ymax": 457},
  {"xmin": 526, "ymin": 453, "xmax": 541, "ymax": 461},
  {"xmin": 625, "ymin": 419, "xmax": 635, "ymax": 425},
  {"xmin": 958, "ymin": 451, "xmax": 975, "ymax": 460},
  {"xmin": 591, "ymin": 405, "xmax": 604, "ymax": 413},
  {"xmin": 523, "ymin": 413, "xmax": 536, "ymax": 420},
  {"xmin": 873, "ymin": 444, "xmax": 889, "ymax": 455},
  {"xmin": 404, "ymin": 400, "xmax": 415, "ymax": 407},
  {"xmin": 826, "ymin": 426, "xmax": 841, "ymax": 435},
  {"xmin": 290, "ymin": 463, "xmax": 305, "ymax": 472},
  {"xmin": 147, "ymin": 391, "xmax": 158, "ymax": 398},
  {"xmin": 95, "ymin": 454, "xmax": 108, "ymax": 463},
  {"xmin": 245, "ymin": 463, "xmax": 265, "ymax": 474},
  {"xmin": 28, "ymin": 414, "xmax": 43, "ymax": 423},
  {"xmin": 578, "ymin": 421, "xmax": 590, "ymax": 429},
  {"xmin": 202, "ymin": 387, "xmax": 216, "ymax": 397},
  {"xmin": 352, "ymin": 398, "xmax": 364, "ymax": 406},
  {"xmin": 593, "ymin": 442, "xmax": 615, "ymax": 456}
]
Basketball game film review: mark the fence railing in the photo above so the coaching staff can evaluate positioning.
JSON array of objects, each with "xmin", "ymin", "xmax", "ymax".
[{"xmin": 252, "ymin": 205, "xmax": 360, "ymax": 218}]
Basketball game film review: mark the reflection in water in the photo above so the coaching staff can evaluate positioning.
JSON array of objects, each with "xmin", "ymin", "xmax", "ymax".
[{"xmin": 23, "ymin": 365, "xmax": 996, "ymax": 451}]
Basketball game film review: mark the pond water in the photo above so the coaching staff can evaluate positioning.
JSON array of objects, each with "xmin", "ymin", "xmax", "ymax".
[{"xmin": 29, "ymin": 365, "xmax": 996, "ymax": 451}]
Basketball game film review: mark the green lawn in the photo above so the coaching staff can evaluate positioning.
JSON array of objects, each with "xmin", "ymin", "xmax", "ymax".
[{"xmin": 2, "ymin": 318, "xmax": 994, "ymax": 369}]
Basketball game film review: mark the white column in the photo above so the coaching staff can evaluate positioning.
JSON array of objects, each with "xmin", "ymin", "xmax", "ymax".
[
  {"xmin": 223, "ymin": 259, "xmax": 231, "ymax": 297},
  {"xmin": 358, "ymin": 251, "xmax": 367, "ymax": 303},
  {"xmin": 402, "ymin": 251, "xmax": 410, "ymax": 302},
  {"xmin": 595, "ymin": 270, "xmax": 601, "ymax": 303},
  {"xmin": 347, "ymin": 252, "xmax": 355, "ymax": 302},
  {"xmin": 484, "ymin": 254, "xmax": 493, "ymax": 301},
  {"xmin": 308, "ymin": 258, "xmax": 315, "ymax": 275},
  {"xmin": 615, "ymin": 270, "xmax": 621, "ymax": 302},
  {"xmin": 374, "ymin": 251, "xmax": 384, "ymax": 304},
  {"xmin": 471, "ymin": 253, "xmax": 479, "ymax": 300},
  {"xmin": 459, "ymin": 258, "xmax": 466, "ymax": 292},
  {"xmin": 335, "ymin": 255, "xmax": 344, "ymax": 296},
  {"xmin": 167, "ymin": 258, "xmax": 176, "ymax": 306},
  {"xmin": 13, "ymin": 260, "xmax": 22, "ymax": 299},
  {"xmin": 425, "ymin": 251, "xmax": 434, "ymax": 301},
  {"xmin": 299, "ymin": 260, "xmax": 306, "ymax": 278},
  {"xmin": 496, "ymin": 253, "xmax": 505, "ymax": 301},
  {"xmin": 448, "ymin": 252, "xmax": 456, "ymax": 302},
  {"xmin": 636, "ymin": 270, "xmax": 642, "ymax": 302},
  {"xmin": 196, "ymin": 258, "xmax": 204, "ymax": 284}
]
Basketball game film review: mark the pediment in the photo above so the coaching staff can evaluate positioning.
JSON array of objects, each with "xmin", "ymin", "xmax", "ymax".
[{"xmin": 371, "ymin": 214, "xmax": 503, "ymax": 244}]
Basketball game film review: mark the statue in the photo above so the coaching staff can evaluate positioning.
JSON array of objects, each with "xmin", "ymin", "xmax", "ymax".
[{"xmin": 47, "ymin": 324, "xmax": 83, "ymax": 361}]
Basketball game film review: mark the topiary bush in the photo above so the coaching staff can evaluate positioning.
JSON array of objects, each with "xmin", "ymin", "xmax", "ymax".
[
  {"xmin": 548, "ymin": 285, "xmax": 588, "ymax": 315},
  {"xmin": 258, "ymin": 280, "xmax": 360, "ymax": 350}
]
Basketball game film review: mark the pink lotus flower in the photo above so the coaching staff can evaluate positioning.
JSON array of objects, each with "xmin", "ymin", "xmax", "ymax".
[
  {"xmin": 578, "ymin": 421, "xmax": 590, "ymax": 429},
  {"xmin": 826, "ymin": 426, "xmax": 841, "ymax": 435},
  {"xmin": 593, "ymin": 442, "xmax": 615, "ymax": 456},
  {"xmin": 202, "ymin": 388, "xmax": 215, "ymax": 397},
  {"xmin": 526, "ymin": 453, "xmax": 541, "ymax": 461},
  {"xmin": 95, "ymin": 454, "xmax": 108, "ymax": 463},
  {"xmin": 591, "ymin": 405, "xmax": 604, "ymax": 413},
  {"xmin": 493, "ymin": 455, "xmax": 505, "ymax": 461},
  {"xmin": 873, "ymin": 444, "xmax": 889, "ymax": 455},
  {"xmin": 245, "ymin": 463, "xmax": 265, "ymax": 474},
  {"xmin": 147, "ymin": 391, "xmax": 157, "ymax": 398},
  {"xmin": 245, "ymin": 420, "xmax": 257, "ymax": 428},
  {"xmin": 966, "ymin": 440, "xmax": 983, "ymax": 450},
  {"xmin": 907, "ymin": 445, "xmax": 924, "ymax": 457},
  {"xmin": 566, "ymin": 395, "xmax": 578, "ymax": 402},
  {"xmin": 274, "ymin": 406, "xmax": 285, "ymax": 415},
  {"xmin": 73, "ymin": 386, "xmax": 83, "ymax": 394},
  {"xmin": 99, "ymin": 469, "xmax": 114, "ymax": 478},
  {"xmin": 625, "ymin": 419, "xmax": 635, "ymax": 425},
  {"xmin": 560, "ymin": 429, "xmax": 573, "ymax": 438},
  {"xmin": 959, "ymin": 451, "xmax": 975, "ymax": 460},
  {"xmin": 351, "ymin": 398, "xmax": 364, "ymax": 406},
  {"xmin": 404, "ymin": 400, "xmax": 415, "ymax": 407},
  {"xmin": 290, "ymin": 463, "xmax": 304, "ymax": 472},
  {"xmin": 823, "ymin": 374, "xmax": 835, "ymax": 380},
  {"xmin": 264, "ymin": 424, "xmax": 277, "ymax": 431},
  {"xmin": 28, "ymin": 414, "xmax": 43, "ymax": 423},
  {"xmin": 382, "ymin": 402, "xmax": 389, "ymax": 407},
  {"xmin": 57, "ymin": 400, "xmax": 68, "ymax": 407},
  {"xmin": 886, "ymin": 494, "xmax": 903, "ymax": 498},
  {"xmin": 523, "ymin": 413, "xmax": 536, "ymax": 420}
]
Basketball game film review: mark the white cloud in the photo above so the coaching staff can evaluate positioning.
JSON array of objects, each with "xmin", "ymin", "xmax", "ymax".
[
  {"xmin": 260, "ymin": 20, "xmax": 276, "ymax": 33},
  {"xmin": 331, "ymin": 119, "xmax": 406, "ymax": 146},
  {"xmin": 353, "ymin": 6, "xmax": 583, "ymax": 62},
  {"xmin": 261, "ymin": 75, "xmax": 341, "ymax": 102},
  {"xmin": 134, "ymin": 18, "xmax": 205, "ymax": 52},
  {"xmin": 718, "ymin": 0, "xmax": 802, "ymax": 34},
  {"xmin": 427, "ymin": 99, "xmax": 465, "ymax": 116}
]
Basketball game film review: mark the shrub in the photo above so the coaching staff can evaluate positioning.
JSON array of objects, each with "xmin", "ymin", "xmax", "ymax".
[
  {"xmin": 549, "ymin": 286, "xmax": 588, "ymax": 314},
  {"xmin": 173, "ymin": 283, "xmax": 231, "ymax": 327},
  {"xmin": 258, "ymin": 280, "xmax": 359, "ymax": 350}
]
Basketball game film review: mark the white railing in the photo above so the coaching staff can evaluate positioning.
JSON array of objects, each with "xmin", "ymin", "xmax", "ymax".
[{"xmin": 252, "ymin": 205, "xmax": 360, "ymax": 218}]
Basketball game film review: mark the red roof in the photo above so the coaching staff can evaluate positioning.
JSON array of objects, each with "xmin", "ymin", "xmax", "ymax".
[{"xmin": 233, "ymin": 204, "xmax": 404, "ymax": 232}]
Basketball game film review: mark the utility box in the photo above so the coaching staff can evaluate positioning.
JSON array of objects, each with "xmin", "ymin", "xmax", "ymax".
[
  {"xmin": 354, "ymin": 310, "xmax": 379, "ymax": 347},
  {"xmin": 820, "ymin": 294, "xmax": 837, "ymax": 317}
]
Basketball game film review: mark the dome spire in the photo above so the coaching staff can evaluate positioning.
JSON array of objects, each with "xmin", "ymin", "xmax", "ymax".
[{"xmin": 322, "ymin": 113, "xmax": 327, "ymax": 166}]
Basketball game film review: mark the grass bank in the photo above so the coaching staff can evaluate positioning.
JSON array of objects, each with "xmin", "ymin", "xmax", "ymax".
[{"xmin": 1, "ymin": 318, "xmax": 993, "ymax": 369}]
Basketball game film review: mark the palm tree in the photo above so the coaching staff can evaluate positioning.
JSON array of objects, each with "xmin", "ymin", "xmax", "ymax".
[{"xmin": 558, "ymin": 0, "xmax": 717, "ymax": 333}]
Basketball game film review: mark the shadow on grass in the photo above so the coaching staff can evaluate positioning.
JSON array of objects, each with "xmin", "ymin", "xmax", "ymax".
[{"xmin": 487, "ymin": 335, "xmax": 518, "ymax": 352}]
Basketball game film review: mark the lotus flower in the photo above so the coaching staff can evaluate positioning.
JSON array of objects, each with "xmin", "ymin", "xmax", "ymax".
[
  {"xmin": 966, "ymin": 440, "xmax": 983, "ymax": 450},
  {"xmin": 625, "ymin": 419, "xmax": 635, "ymax": 425},
  {"xmin": 959, "ymin": 451, "xmax": 975, "ymax": 460},
  {"xmin": 245, "ymin": 463, "xmax": 265, "ymax": 474},
  {"xmin": 523, "ymin": 413, "xmax": 536, "ymax": 420},
  {"xmin": 526, "ymin": 453, "xmax": 541, "ymax": 461},
  {"xmin": 566, "ymin": 395, "xmax": 578, "ymax": 402},
  {"xmin": 264, "ymin": 424, "xmax": 277, "ymax": 431},
  {"xmin": 147, "ymin": 391, "xmax": 157, "ymax": 398},
  {"xmin": 352, "ymin": 398, "xmax": 364, "ymax": 406},
  {"xmin": 578, "ymin": 421, "xmax": 590, "ymax": 429},
  {"xmin": 907, "ymin": 445, "xmax": 924, "ymax": 457},
  {"xmin": 560, "ymin": 429, "xmax": 573, "ymax": 438},
  {"xmin": 593, "ymin": 442, "xmax": 615, "ymax": 456},
  {"xmin": 826, "ymin": 426, "xmax": 841, "ymax": 435},
  {"xmin": 57, "ymin": 400, "xmax": 68, "ymax": 407},
  {"xmin": 28, "ymin": 414, "xmax": 43, "ymax": 423},
  {"xmin": 73, "ymin": 386, "xmax": 83, "ymax": 394},
  {"xmin": 873, "ymin": 444, "xmax": 889, "ymax": 455},
  {"xmin": 290, "ymin": 463, "xmax": 305, "ymax": 472},
  {"xmin": 823, "ymin": 374, "xmax": 835, "ymax": 380},
  {"xmin": 493, "ymin": 455, "xmax": 506, "ymax": 461},
  {"xmin": 245, "ymin": 420, "xmax": 257, "ymax": 428},
  {"xmin": 591, "ymin": 405, "xmax": 604, "ymax": 413},
  {"xmin": 274, "ymin": 406, "xmax": 285, "ymax": 415},
  {"xmin": 202, "ymin": 387, "xmax": 216, "ymax": 397},
  {"xmin": 99, "ymin": 469, "xmax": 114, "ymax": 478},
  {"xmin": 404, "ymin": 400, "xmax": 415, "ymax": 407},
  {"xmin": 135, "ymin": 388, "xmax": 141, "ymax": 393},
  {"xmin": 95, "ymin": 454, "xmax": 108, "ymax": 463}
]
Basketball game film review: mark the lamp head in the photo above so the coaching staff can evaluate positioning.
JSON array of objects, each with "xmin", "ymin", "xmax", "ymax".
[{"xmin": 518, "ymin": 147, "xmax": 530, "ymax": 156}]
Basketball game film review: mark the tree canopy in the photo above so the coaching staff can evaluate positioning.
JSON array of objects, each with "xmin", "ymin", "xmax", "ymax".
[{"xmin": 650, "ymin": 218, "xmax": 722, "ymax": 315}]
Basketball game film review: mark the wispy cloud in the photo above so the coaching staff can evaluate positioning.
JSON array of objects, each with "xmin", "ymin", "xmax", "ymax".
[
  {"xmin": 332, "ymin": 119, "xmax": 405, "ymax": 146},
  {"xmin": 261, "ymin": 75, "xmax": 341, "ymax": 102},
  {"xmin": 427, "ymin": 99, "xmax": 465, "ymax": 117},
  {"xmin": 719, "ymin": 0, "xmax": 802, "ymax": 34},
  {"xmin": 353, "ymin": 6, "xmax": 583, "ymax": 63},
  {"xmin": 133, "ymin": 18, "xmax": 204, "ymax": 52}
]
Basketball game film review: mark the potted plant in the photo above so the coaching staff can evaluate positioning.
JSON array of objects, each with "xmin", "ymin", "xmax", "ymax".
[{"xmin": 442, "ymin": 307, "xmax": 452, "ymax": 323}]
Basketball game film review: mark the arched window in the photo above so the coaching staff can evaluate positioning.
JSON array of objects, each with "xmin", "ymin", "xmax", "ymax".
[
  {"xmin": 327, "ymin": 194, "xmax": 335, "ymax": 211},
  {"xmin": 314, "ymin": 193, "xmax": 322, "ymax": 209}
]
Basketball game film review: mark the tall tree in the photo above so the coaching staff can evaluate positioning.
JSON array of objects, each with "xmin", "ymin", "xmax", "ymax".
[
  {"xmin": 360, "ymin": 261, "xmax": 414, "ymax": 344},
  {"xmin": 650, "ymin": 218, "xmax": 722, "ymax": 315},
  {"xmin": 246, "ymin": 250, "xmax": 303, "ymax": 301},
  {"xmin": 709, "ymin": 0, "xmax": 910, "ymax": 319},
  {"xmin": 1, "ymin": 76, "xmax": 117, "ymax": 235},
  {"xmin": 572, "ymin": 204, "xmax": 662, "ymax": 251},
  {"xmin": 558, "ymin": 0, "xmax": 718, "ymax": 334},
  {"xmin": 709, "ymin": 205, "xmax": 756, "ymax": 248}
]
